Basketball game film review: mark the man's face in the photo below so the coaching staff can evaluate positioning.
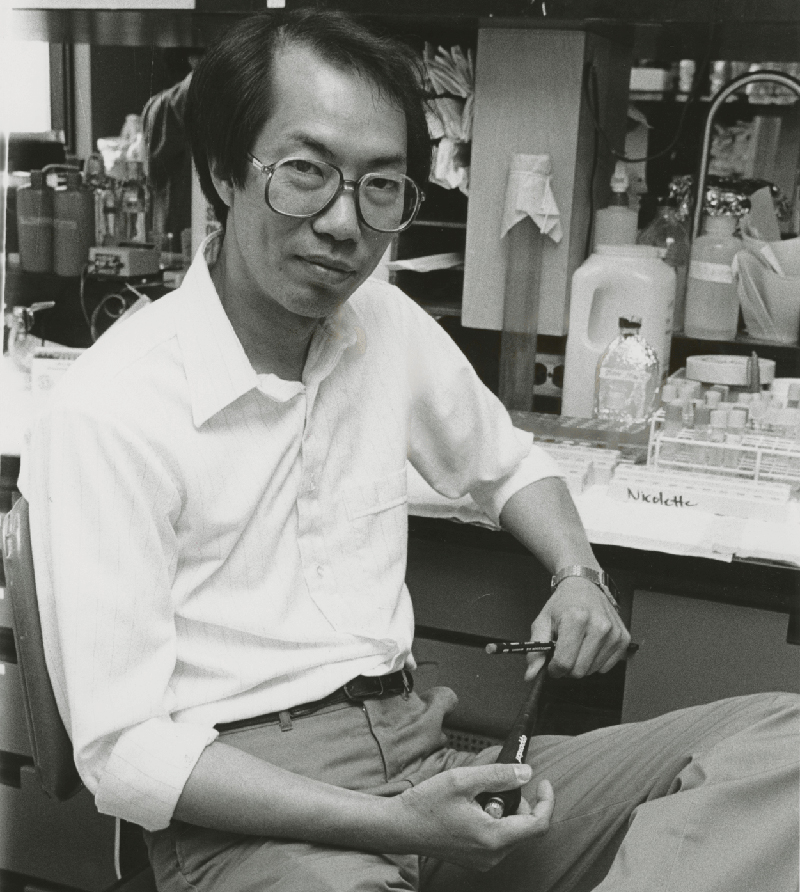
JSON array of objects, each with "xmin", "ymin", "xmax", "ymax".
[{"xmin": 212, "ymin": 43, "xmax": 407, "ymax": 321}]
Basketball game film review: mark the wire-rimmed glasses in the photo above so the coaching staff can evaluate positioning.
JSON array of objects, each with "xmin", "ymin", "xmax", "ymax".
[{"xmin": 247, "ymin": 154, "xmax": 424, "ymax": 234}]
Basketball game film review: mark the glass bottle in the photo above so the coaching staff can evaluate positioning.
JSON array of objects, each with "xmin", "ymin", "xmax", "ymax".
[
  {"xmin": 84, "ymin": 152, "xmax": 118, "ymax": 247},
  {"xmin": 117, "ymin": 160, "xmax": 152, "ymax": 244},
  {"xmin": 593, "ymin": 316, "xmax": 661, "ymax": 428},
  {"xmin": 637, "ymin": 196, "xmax": 690, "ymax": 332}
]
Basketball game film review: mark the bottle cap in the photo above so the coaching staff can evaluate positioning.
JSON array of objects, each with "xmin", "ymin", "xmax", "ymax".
[
  {"xmin": 710, "ymin": 409, "xmax": 728, "ymax": 428},
  {"xmin": 694, "ymin": 404, "xmax": 711, "ymax": 426},
  {"xmin": 665, "ymin": 400, "xmax": 683, "ymax": 425},
  {"xmin": 661, "ymin": 383, "xmax": 679, "ymax": 403},
  {"xmin": 728, "ymin": 407, "xmax": 748, "ymax": 429},
  {"xmin": 705, "ymin": 390, "xmax": 722, "ymax": 407}
]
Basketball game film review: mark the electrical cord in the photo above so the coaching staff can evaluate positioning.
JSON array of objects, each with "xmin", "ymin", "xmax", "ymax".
[{"xmin": 581, "ymin": 16, "xmax": 719, "ymax": 165}]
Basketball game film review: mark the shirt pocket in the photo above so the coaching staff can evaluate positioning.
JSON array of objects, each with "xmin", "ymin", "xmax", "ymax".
[{"xmin": 343, "ymin": 468, "xmax": 408, "ymax": 552}]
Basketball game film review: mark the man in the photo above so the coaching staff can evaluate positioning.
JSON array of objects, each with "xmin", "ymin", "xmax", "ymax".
[{"xmin": 20, "ymin": 10, "xmax": 798, "ymax": 892}]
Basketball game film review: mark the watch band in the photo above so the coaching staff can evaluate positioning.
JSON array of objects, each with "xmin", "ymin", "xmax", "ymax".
[{"xmin": 550, "ymin": 565, "xmax": 620, "ymax": 614}]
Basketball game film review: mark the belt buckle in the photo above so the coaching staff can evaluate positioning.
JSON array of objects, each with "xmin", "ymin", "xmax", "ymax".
[{"xmin": 342, "ymin": 675, "xmax": 380, "ymax": 702}]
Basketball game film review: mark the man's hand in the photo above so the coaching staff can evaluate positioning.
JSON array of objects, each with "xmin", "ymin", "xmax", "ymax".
[
  {"xmin": 391, "ymin": 763, "xmax": 554, "ymax": 871},
  {"xmin": 525, "ymin": 576, "xmax": 630, "ymax": 680}
]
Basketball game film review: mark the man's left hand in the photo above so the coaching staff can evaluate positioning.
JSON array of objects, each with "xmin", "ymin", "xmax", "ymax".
[{"xmin": 524, "ymin": 576, "xmax": 630, "ymax": 680}]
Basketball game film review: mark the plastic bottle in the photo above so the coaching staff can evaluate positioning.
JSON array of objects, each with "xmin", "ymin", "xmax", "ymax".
[
  {"xmin": 16, "ymin": 169, "xmax": 54, "ymax": 273},
  {"xmin": 54, "ymin": 170, "xmax": 95, "ymax": 277},
  {"xmin": 637, "ymin": 197, "xmax": 691, "ymax": 332},
  {"xmin": 684, "ymin": 212, "xmax": 742, "ymax": 340},
  {"xmin": 118, "ymin": 160, "xmax": 152, "ymax": 244},
  {"xmin": 594, "ymin": 161, "xmax": 638, "ymax": 248},
  {"xmin": 561, "ymin": 244, "xmax": 675, "ymax": 418},
  {"xmin": 593, "ymin": 317, "xmax": 660, "ymax": 427}
]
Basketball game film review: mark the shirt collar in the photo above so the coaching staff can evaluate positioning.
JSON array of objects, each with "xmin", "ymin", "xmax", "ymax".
[{"xmin": 176, "ymin": 232, "xmax": 362, "ymax": 428}]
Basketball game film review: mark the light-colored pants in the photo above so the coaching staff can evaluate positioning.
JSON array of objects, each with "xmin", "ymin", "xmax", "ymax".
[{"xmin": 145, "ymin": 688, "xmax": 799, "ymax": 892}]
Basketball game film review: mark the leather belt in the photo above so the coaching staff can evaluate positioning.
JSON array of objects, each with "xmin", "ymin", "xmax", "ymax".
[{"xmin": 215, "ymin": 669, "xmax": 413, "ymax": 733}]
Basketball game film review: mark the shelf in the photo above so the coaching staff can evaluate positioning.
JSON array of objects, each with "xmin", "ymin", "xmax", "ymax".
[
  {"xmin": 413, "ymin": 296, "xmax": 462, "ymax": 318},
  {"xmin": 411, "ymin": 220, "xmax": 467, "ymax": 230}
]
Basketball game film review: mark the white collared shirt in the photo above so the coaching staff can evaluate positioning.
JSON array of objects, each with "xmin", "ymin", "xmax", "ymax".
[{"xmin": 19, "ymin": 237, "xmax": 563, "ymax": 831}]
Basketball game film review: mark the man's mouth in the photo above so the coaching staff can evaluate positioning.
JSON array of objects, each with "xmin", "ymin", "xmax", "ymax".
[{"xmin": 301, "ymin": 255, "xmax": 357, "ymax": 276}]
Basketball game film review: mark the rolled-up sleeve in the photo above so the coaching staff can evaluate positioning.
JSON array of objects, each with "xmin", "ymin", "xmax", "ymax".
[
  {"xmin": 19, "ymin": 400, "xmax": 217, "ymax": 831},
  {"xmin": 404, "ymin": 300, "xmax": 564, "ymax": 525}
]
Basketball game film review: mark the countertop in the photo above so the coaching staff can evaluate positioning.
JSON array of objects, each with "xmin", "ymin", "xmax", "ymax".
[{"xmin": 4, "ymin": 353, "xmax": 800, "ymax": 569}]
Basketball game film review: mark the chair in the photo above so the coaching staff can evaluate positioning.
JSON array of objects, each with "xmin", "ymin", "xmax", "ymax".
[{"xmin": 2, "ymin": 496, "xmax": 157, "ymax": 892}]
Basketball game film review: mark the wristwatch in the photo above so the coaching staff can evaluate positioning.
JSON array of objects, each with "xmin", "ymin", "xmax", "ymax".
[{"xmin": 551, "ymin": 565, "xmax": 620, "ymax": 615}]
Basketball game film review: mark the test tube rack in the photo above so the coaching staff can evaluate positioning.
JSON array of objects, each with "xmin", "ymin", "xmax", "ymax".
[
  {"xmin": 647, "ymin": 411, "xmax": 800, "ymax": 488},
  {"xmin": 609, "ymin": 463, "xmax": 793, "ymax": 522}
]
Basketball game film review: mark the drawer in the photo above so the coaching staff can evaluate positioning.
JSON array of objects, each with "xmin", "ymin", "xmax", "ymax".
[
  {"xmin": 407, "ymin": 537, "xmax": 550, "ymax": 640},
  {"xmin": 0, "ymin": 764, "xmax": 117, "ymax": 891},
  {"xmin": 622, "ymin": 590, "xmax": 800, "ymax": 723},
  {"xmin": 0, "ymin": 660, "xmax": 32, "ymax": 757}
]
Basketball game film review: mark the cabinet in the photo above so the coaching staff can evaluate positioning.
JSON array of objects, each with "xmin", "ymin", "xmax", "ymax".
[{"xmin": 622, "ymin": 589, "xmax": 800, "ymax": 722}]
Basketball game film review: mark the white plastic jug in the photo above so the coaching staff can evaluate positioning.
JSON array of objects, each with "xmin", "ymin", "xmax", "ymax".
[{"xmin": 561, "ymin": 245, "xmax": 675, "ymax": 418}]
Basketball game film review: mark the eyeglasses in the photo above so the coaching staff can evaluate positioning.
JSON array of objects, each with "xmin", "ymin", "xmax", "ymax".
[{"xmin": 247, "ymin": 154, "xmax": 425, "ymax": 234}]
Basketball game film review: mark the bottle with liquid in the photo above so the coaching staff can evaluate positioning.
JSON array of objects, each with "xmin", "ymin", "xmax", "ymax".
[
  {"xmin": 637, "ymin": 196, "xmax": 690, "ymax": 332},
  {"xmin": 593, "ymin": 317, "xmax": 661, "ymax": 427},
  {"xmin": 54, "ymin": 169, "xmax": 95, "ymax": 277},
  {"xmin": 84, "ymin": 153, "xmax": 117, "ymax": 247},
  {"xmin": 562, "ymin": 245, "xmax": 675, "ymax": 418},
  {"xmin": 594, "ymin": 161, "xmax": 639, "ymax": 248},
  {"xmin": 118, "ymin": 160, "xmax": 152, "ymax": 244},
  {"xmin": 684, "ymin": 205, "xmax": 743, "ymax": 340},
  {"xmin": 16, "ymin": 169, "xmax": 54, "ymax": 273}
]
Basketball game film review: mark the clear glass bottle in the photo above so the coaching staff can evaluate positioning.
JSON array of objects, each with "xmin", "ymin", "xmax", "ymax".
[
  {"xmin": 637, "ymin": 196, "xmax": 690, "ymax": 332},
  {"xmin": 84, "ymin": 152, "xmax": 118, "ymax": 247},
  {"xmin": 117, "ymin": 160, "xmax": 152, "ymax": 244},
  {"xmin": 593, "ymin": 316, "xmax": 661, "ymax": 427}
]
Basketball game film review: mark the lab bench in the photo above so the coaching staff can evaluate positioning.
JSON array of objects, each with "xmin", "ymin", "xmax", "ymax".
[{"xmin": 408, "ymin": 514, "xmax": 800, "ymax": 738}]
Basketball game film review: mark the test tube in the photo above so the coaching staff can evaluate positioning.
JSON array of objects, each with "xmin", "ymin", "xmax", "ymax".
[
  {"xmin": 693, "ymin": 404, "xmax": 711, "ymax": 467},
  {"xmin": 661, "ymin": 383, "xmax": 679, "ymax": 406},
  {"xmin": 707, "ymin": 409, "xmax": 727, "ymax": 468}
]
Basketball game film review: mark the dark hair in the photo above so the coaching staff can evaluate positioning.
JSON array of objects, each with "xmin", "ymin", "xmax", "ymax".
[{"xmin": 185, "ymin": 9, "xmax": 432, "ymax": 227}]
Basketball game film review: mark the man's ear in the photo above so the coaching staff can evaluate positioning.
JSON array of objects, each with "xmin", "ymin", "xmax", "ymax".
[{"xmin": 209, "ymin": 161, "xmax": 235, "ymax": 209}]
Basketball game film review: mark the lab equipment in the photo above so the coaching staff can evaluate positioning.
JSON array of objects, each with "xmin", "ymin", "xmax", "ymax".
[
  {"xmin": 54, "ymin": 170, "xmax": 95, "ymax": 277},
  {"xmin": 637, "ymin": 195, "xmax": 690, "ymax": 332},
  {"xmin": 561, "ymin": 245, "xmax": 674, "ymax": 418},
  {"xmin": 593, "ymin": 317, "xmax": 661, "ymax": 427},
  {"xmin": 16, "ymin": 170, "xmax": 54, "ymax": 273},
  {"xmin": 684, "ymin": 194, "xmax": 746, "ymax": 340},
  {"xmin": 594, "ymin": 161, "xmax": 638, "ymax": 248}
]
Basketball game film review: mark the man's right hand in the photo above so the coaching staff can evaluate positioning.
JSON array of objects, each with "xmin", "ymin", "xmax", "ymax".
[{"xmin": 388, "ymin": 763, "xmax": 554, "ymax": 871}]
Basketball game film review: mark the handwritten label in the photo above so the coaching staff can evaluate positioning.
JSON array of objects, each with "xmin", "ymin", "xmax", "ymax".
[{"xmin": 626, "ymin": 488, "xmax": 697, "ymax": 508}]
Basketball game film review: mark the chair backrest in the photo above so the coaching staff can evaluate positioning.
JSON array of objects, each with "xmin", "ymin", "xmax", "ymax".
[{"xmin": 2, "ymin": 496, "xmax": 82, "ymax": 800}]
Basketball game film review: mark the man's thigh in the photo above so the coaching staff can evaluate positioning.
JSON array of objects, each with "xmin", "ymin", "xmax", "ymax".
[
  {"xmin": 146, "ymin": 825, "xmax": 419, "ymax": 892},
  {"xmin": 421, "ymin": 692, "xmax": 799, "ymax": 892}
]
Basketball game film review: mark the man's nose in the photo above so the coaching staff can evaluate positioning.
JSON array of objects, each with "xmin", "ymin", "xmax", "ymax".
[{"xmin": 311, "ymin": 183, "xmax": 361, "ymax": 241}]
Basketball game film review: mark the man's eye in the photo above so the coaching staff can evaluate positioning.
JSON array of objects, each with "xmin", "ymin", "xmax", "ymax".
[
  {"xmin": 367, "ymin": 176, "xmax": 401, "ymax": 193},
  {"xmin": 286, "ymin": 159, "xmax": 325, "ymax": 178}
]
